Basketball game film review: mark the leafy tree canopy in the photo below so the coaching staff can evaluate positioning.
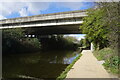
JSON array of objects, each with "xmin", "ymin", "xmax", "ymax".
[{"xmin": 80, "ymin": 2, "xmax": 119, "ymax": 50}]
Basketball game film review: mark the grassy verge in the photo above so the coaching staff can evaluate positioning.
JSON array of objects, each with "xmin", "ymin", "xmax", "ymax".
[
  {"xmin": 93, "ymin": 48, "xmax": 120, "ymax": 75},
  {"xmin": 56, "ymin": 53, "xmax": 82, "ymax": 80}
]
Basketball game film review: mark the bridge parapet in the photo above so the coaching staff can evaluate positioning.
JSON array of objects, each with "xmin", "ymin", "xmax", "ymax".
[{"xmin": 0, "ymin": 10, "xmax": 87, "ymax": 25}]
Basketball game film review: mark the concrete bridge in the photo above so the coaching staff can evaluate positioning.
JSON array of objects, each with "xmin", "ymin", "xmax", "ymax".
[{"xmin": 0, "ymin": 10, "xmax": 87, "ymax": 35}]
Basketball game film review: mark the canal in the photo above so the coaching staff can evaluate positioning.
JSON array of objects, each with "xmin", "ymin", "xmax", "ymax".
[{"xmin": 3, "ymin": 50, "xmax": 81, "ymax": 79}]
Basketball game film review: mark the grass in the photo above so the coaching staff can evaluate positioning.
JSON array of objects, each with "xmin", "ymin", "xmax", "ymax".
[
  {"xmin": 56, "ymin": 53, "xmax": 82, "ymax": 80},
  {"xmin": 93, "ymin": 48, "xmax": 120, "ymax": 75},
  {"xmin": 93, "ymin": 48, "xmax": 113, "ymax": 60}
]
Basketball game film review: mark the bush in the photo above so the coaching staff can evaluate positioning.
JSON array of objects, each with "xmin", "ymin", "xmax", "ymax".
[
  {"xmin": 93, "ymin": 48, "xmax": 113, "ymax": 60},
  {"xmin": 93, "ymin": 48, "xmax": 120, "ymax": 74},
  {"xmin": 103, "ymin": 56, "xmax": 120, "ymax": 74},
  {"xmin": 23, "ymin": 38, "xmax": 41, "ymax": 49},
  {"xmin": 2, "ymin": 28, "xmax": 41, "ymax": 54}
]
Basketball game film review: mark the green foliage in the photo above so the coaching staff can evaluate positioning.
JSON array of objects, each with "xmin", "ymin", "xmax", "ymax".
[
  {"xmin": 2, "ymin": 28, "xmax": 41, "ymax": 53},
  {"xmin": 40, "ymin": 35, "xmax": 78, "ymax": 51},
  {"xmin": 56, "ymin": 54, "xmax": 82, "ymax": 80},
  {"xmin": 103, "ymin": 56, "xmax": 120, "ymax": 74},
  {"xmin": 23, "ymin": 38, "xmax": 41, "ymax": 48},
  {"xmin": 3, "ymin": 28, "xmax": 25, "ymax": 40},
  {"xmin": 93, "ymin": 48, "xmax": 120, "ymax": 74},
  {"xmin": 84, "ymin": 3, "xmax": 120, "ymax": 74},
  {"xmin": 93, "ymin": 48, "xmax": 113, "ymax": 60},
  {"xmin": 101, "ymin": 2, "xmax": 120, "ymax": 55},
  {"xmin": 83, "ymin": 2, "xmax": 119, "ymax": 75},
  {"xmin": 3, "ymin": 28, "xmax": 25, "ymax": 53},
  {"xmin": 80, "ymin": 2, "xmax": 120, "ymax": 50},
  {"xmin": 80, "ymin": 8, "xmax": 109, "ymax": 50},
  {"xmin": 80, "ymin": 37, "xmax": 91, "ymax": 48},
  {"xmin": 64, "ymin": 36, "xmax": 78, "ymax": 43}
]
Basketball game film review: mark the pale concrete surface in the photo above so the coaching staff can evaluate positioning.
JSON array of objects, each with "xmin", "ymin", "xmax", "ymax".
[{"xmin": 66, "ymin": 50, "xmax": 116, "ymax": 78}]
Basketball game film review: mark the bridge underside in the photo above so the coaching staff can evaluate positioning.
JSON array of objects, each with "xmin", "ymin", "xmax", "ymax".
[{"xmin": 24, "ymin": 24, "xmax": 82, "ymax": 35}]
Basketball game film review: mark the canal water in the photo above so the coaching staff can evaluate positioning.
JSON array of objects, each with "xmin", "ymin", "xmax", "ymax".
[{"xmin": 3, "ymin": 50, "xmax": 80, "ymax": 79}]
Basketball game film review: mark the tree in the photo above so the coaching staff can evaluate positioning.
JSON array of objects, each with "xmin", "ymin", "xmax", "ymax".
[
  {"xmin": 2, "ymin": 28, "xmax": 25, "ymax": 53},
  {"xmin": 100, "ymin": 2, "xmax": 120, "ymax": 54},
  {"xmin": 2, "ymin": 28, "xmax": 41, "ymax": 53},
  {"xmin": 80, "ymin": 2, "xmax": 119, "ymax": 52},
  {"xmin": 79, "ymin": 37, "xmax": 90, "ymax": 49},
  {"xmin": 80, "ymin": 8, "xmax": 109, "ymax": 50},
  {"xmin": 3, "ymin": 28, "xmax": 25, "ymax": 41}
]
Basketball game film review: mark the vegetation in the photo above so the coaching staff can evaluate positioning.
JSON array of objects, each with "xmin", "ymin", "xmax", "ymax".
[
  {"xmin": 80, "ymin": 2, "xmax": 120, "ymax": 50},
  {"xmin": 94, "ymin": 48, "xmax": 120, "ymax": 74},
  {"xmin": 56, "ymin": 54, "xmax": 82, "ymax": 80},
  {"xmin": 3, "ymin": 28, "xmax": 81, "ymax": 79},
  {"xmin": 80, "ymin": 2, "xmax": 120, "ymax": 75},
  {"xmin": 2, "ymin": 28, "xmax": 41, "ymax": 54},
  {"xmin": 3, "ymin": 28, "xmax": 79, "ymax": 53},
  {"xmin": 40, "ymin": 35, "xmax": 79, "ymax": 51},
  {"xmin": 79, "ymin": 38, "xmax": 91, "ymax": 49},
  {"xmin": 2, "ymin": 2, "xmax": 119, "ymax": 77},
  {"xmin": 64, "ymin": 36, "xmax": 78, "ymax": 43},
  {"xmin": 80, "ymin": 7, "xmax": 109, "ymax": 50}
]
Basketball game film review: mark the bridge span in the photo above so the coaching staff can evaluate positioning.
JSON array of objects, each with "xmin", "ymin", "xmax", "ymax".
[{"xmin": 0, "ymin": 10, "xmax": 87, "ymax": 35}]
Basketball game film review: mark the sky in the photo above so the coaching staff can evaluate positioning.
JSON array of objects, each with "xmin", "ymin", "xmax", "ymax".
[
  {"xmin": 64, "ymin": 34, "xmax": 86, "ymax": 41},
  {"xmin": 0, "ymin": 2, "xmax": 95, "ymax": 19},
  {"xmin": 0, "ymin": 2, "xmax": 95, "ymax": 40}
]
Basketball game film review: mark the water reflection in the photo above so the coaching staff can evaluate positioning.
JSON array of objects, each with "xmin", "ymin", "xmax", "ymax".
[{"xmin": 3, "ymin": 50, "xmax": 80, "ymax": 79}]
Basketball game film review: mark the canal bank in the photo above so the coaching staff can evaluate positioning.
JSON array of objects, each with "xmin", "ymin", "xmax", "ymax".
[
  {"xmin": 65, "ymin": 50, "xmax": 117, "ymax": 78},
  {"xmin": 56, "ymin": 53, "xmax": 82, "ymax": 80}
]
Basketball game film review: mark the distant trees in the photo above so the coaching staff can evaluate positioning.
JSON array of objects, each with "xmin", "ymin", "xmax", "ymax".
[
  {"xmin": 40, "ymin": 35, "xmax": 79, "ymax": 51},
  {"xmin": 3, "ymin": 27, "xmax": 79, "ymax": 53},
  {"xmin": 63, "ymin": 36, "xmax": 78, "ymax": 43},
  {"xmin": 80, "ymin": 37, "xmax": 91, "ymax": 49}
]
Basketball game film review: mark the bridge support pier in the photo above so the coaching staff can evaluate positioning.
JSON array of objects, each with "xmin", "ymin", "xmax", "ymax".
[{"xmin": 91, "ymin": 43, "xmax": 94, "ymax": 52}]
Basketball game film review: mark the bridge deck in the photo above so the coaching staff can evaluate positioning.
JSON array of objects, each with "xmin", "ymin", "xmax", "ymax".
[
  {"xmin": 0, "ymin": 10, "xmax": 87, "ymax": 24},
  {"xmin": 0, "ymin": 10, "xmax": 87, "ymax": 34}
]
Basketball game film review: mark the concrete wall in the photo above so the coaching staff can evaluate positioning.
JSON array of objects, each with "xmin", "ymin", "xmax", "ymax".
[
  {"xmin": 0, "ymin": 20, "xmax": 83, "ymax": 29},
  {"xmin": 0, "ymin": 11, "xmax": 87, "ymax": 24}
]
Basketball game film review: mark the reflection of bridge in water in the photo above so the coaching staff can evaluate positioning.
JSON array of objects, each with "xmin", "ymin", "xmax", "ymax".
[{"xmin": 0, "ymin": 10, "xmax": 87, "ymax": 35}]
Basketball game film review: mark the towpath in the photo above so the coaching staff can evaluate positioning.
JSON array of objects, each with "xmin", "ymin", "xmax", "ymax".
[{"xmin": 66, "ymin": 50, "xmax": 115, "ymax": 78}]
